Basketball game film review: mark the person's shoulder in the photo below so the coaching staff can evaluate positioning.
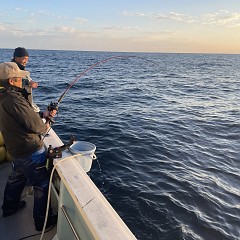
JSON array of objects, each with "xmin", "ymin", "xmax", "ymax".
[
  {"xmin": 7, "ymin": 89, "xmax": 25, "ymax": 102},
  {"xmin": 0, "ymin": 90, "xmax": 15, "ymax": 107},
  {"xmin": 11, "ymin": 59, "xmax": 25, "ymax": 70}
]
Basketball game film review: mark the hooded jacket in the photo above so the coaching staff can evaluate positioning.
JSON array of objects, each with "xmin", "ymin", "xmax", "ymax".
[{"xmin": 0, "ymin": 85, "xmax": 48, "ymax": 158}]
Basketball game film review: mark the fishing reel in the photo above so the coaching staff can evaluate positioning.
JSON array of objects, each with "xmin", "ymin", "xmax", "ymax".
[
  {"xmin": 46, "ymin": 102, "xmax": 59, "ymax": 124},
  {"xmin": 48, "ymin": 102, "xmax": 59, "ymax": 112},
  {"xmin": 47, "ymin": 135, "xmax": 76, "ymax": 172}
]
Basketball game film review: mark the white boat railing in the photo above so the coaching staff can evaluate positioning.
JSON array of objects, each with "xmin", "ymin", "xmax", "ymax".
[{"xmin": 43, "ymin": 128, "xmax": 137, "ymax": 240}]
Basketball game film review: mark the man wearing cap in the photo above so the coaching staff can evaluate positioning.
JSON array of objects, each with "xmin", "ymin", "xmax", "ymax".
[
  {"xmin": 12, "ymin": 47, "xmax": 39, "ymax": 111},
  {"xmin": 0, "ymin": 62, "xmax": 56, "ymax": 231},
  {"xmin": 12, "ymin": 47, "xmax": 38, "ymax": 88}
]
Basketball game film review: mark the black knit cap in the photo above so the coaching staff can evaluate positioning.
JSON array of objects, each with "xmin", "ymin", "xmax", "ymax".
[{"xmin": 13, "ymin": 47, "xmax": 29, "ymax": 57}]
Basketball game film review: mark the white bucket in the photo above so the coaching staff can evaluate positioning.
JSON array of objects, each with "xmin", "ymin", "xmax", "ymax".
[{"xmin": 69, "ymin": 141, "xmax": 96, "ymax": 172}]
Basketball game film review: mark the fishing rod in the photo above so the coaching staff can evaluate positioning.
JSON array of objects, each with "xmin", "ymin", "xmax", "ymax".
[
  {"xmin": 44, "ymin": 54, "xmax": 156, "ymax": 138},
  {"xmin": 46, "ymin": 55, "xmax": 138, "ymax": 120},
  {"xmin": 58, "ymin": 55, "xmax": 138, "ymax": 104}
]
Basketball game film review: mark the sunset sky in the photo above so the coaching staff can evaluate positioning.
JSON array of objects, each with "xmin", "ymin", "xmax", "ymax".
[{"xmin": 1, "ymin": 0, "xmax": 240, "ymax": 53}]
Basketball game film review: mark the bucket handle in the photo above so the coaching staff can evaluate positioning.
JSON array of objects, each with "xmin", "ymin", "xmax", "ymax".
[{"xmin": 92, "ymin": 154, "xmax": 97, "ymax": 160}]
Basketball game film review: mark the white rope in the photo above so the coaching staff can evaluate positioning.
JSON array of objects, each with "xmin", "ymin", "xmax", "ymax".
[{"xmin": 40, "ymin": 152, "xmax": 83, "ymax": 240}]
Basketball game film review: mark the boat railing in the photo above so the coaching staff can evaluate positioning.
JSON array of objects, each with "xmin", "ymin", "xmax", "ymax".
[{"xmin": 43, "ymin": 128, "xmax": 137, "ymax": 240}]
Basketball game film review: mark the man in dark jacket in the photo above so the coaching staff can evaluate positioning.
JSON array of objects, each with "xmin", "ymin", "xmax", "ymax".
[
  {"xmin": 12, "ymin": 47, "xmax": 39, "ymax": 111},
  {"xmin": 0, "ymin": 62, "xmax": 55, "ymax": 231}
]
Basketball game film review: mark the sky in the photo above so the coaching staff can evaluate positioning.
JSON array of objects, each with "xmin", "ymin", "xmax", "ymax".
[{"xmin": 0, "ymin": 0, "xmax": 240, "ymax": 53}]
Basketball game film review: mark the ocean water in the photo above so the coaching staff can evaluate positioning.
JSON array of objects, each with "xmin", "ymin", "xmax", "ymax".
[{"xmin": 1, "ymin": 49, "xmax": 240, "ymax": 240}]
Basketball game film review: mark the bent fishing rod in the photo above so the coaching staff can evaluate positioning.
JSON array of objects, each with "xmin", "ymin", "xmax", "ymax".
[
  {"xmin": 43, "ymin": 54, "xmax": 155, "ymax": 138},
  {"xmin": 46, "ymin": 54, "xmax": 155, "ymax": 122},
  {"xmin": 45, "ymin": 55, "xmax": 137, "ymax": 124}
]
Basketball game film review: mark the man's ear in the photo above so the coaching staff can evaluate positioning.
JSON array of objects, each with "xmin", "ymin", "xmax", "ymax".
[{"xmin": 8, "ymin": 78, "xmax": 14, "ymax": 86}]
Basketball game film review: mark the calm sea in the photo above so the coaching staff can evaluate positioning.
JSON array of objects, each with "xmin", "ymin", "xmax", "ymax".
[{"xmin": 1, "ymin": 49, "xmax": 240, "ymax": 240}]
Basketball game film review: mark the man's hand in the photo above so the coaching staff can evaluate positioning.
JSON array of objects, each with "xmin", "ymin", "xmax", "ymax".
[
  {"xmin": 43, "ymin": 102, "xmax": 58, "ymax": 125},
  {"xmin": 49, "ymin": 109, "xmax": 57, "ymax": 117},
  {"xmin": 30, "ymin": 81, "xmax": 38, "ymax": 88},
  {"xmin": 43, "ymin": 109, "xmax": 57, "ymax": 119},
  {"xmin": 43, "ymin": 108, "xmax": 57, "ymax": 125}
]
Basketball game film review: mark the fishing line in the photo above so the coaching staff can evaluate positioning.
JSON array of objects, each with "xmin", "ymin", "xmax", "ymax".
[
  {"xmin": 57, "ymin": 55, "xmax": 139, "ymax": 105},
  {"xmin": 43, "ymin": 55, "xmax": 136, "ymax": 137},
  {"xmin": 43, "ymin": 54, "xmax": 156, "ymax": 137}
]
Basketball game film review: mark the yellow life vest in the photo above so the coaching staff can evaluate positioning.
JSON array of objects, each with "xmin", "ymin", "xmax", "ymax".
[
  {"xmin": 0, "ymin": 132, "xmax": 4, "ymax": 147},
  {"xmin": 0, "ymin": 146, "xmax": 6, "ymax": 162}
]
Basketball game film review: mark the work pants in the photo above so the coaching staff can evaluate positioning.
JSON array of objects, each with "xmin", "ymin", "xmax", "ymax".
[{"xmin": 1, "ymin": 147, "xmax": 51, "ymax": 224}]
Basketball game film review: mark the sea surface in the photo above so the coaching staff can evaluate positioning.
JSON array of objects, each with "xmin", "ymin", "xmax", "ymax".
[{"xmin": 1, "ymin": 49, "xmax": 240, "ymax": 240}]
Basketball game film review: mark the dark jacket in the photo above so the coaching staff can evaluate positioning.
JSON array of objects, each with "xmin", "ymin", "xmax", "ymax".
[
  {"xmin": 11, "ymin": 59, "xmax": 25, "ymax": 70},
  {"xmin": 0, "ymin": 86, "xmax": 48, "ymax": 158},
  {"xmin": 11, "ymin": 59, "xmax": 32, "ymax": 104}
]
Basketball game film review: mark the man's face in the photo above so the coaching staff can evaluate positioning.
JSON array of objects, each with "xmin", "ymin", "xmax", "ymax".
[
  {"xmin": 14, "ymin": 56, "xmax": 29, "ymax": 67},
  {"xmin": 9, "ymin": 77, "xmax": 23, "ymax": 88}
]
